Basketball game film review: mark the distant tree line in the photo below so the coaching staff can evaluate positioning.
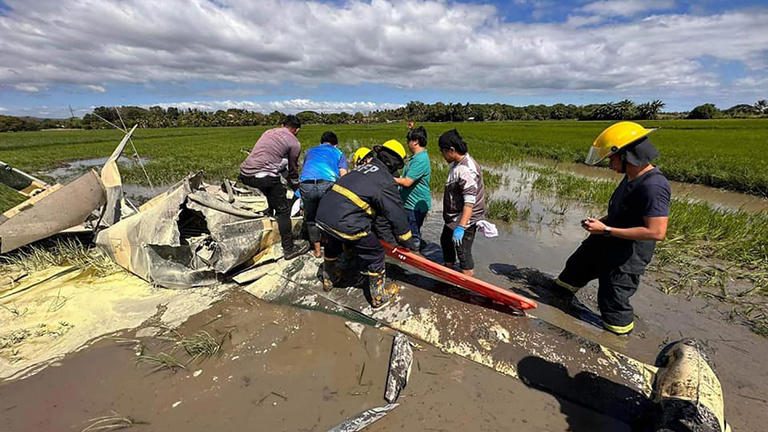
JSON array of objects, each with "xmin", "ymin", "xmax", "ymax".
[{"xmin": 1, "ymin": 99, "xmax": 766, "ymax": 132}]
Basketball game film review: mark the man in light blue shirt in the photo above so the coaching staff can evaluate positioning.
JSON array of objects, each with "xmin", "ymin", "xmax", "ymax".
[
  {"xmin": 395, "ymin": 126, "xmax": 431, "ymax": 251},
  {"xmin": 300, "ymin": 131, "xmax": 348, "ymax": 257}
]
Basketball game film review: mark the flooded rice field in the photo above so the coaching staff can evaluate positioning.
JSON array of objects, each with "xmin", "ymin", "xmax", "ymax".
[
  {"xmin": 40, "ymin": 156, "xmax": 151, "ymax": 185},
  {"xmin": 2, "ymin": 156, "xmax": 765, "ymax": 431},
  {"xmin": 2, "ymin": 209, "xmax": 767, "ymax": 431}
]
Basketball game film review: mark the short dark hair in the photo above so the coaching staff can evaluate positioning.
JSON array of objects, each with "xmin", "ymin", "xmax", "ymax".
[
  {"xmin": 438, "ymin": 129, "xmax": 467, "ymax": 155},
  {"xmin": 282, "ymin": 114, "xmax": 301, "ymax": 129},
  {"xmin": 406, "ymin": 126, "xmax": 427, "ymax": 147},
  {"xmin": 321, "ymin": 131, "xmax": 338, "ymax": 146}
]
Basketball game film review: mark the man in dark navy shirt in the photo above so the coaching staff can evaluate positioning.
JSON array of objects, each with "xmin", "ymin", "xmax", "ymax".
[{"xmin": 554, "ymin": 122, "xmax": 671, "ymax": 335}]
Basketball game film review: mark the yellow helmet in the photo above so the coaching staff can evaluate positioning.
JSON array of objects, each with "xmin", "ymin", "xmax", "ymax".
[
  {"xmin": 352, "ymin": 147, "xmax": 371, "ymax": 166},
  {"xmin": 586, "ymin": 121, "xmax": 656, "ymax": 165},
  {"xmin": 381, "ymin": 139, "xmax": 407, "ymax": 161}
]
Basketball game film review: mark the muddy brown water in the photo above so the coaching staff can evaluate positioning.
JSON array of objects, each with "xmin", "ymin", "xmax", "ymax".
[
  {"xmin": 419, "ymin": 206, "xmax": 768, "ymax": 432},
  {"xmin": 1, "ymin": 213, "xmax": 766, "ymax": 431}
]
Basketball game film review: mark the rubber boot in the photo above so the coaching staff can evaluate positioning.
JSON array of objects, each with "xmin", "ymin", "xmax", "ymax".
[
  {"xmin": 368, "ymin": 271, "xmax": 390, "ymax": 309},
  {"xmin": 321, "ymin": 258, "xmax": 340, "ymax": 292}
]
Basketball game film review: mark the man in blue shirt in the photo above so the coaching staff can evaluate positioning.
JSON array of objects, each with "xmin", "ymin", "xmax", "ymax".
[
  {"xmin": 395, "ymin": 126, "xmax": 431, "ymax": 251},
  {"xmin": 300, "ymin": 131, "xmax": 348, "ymax": 257}
]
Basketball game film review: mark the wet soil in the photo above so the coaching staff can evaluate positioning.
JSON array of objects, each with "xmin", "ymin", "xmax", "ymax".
[{"xmin": 0, "ymin": 291, "xmax": 627, "ymax": 432}]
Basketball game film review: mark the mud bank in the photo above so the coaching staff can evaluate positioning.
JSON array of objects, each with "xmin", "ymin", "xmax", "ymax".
[{"xmin": 0, "ymin": 266, "xmax": 227, "ymax": 380}]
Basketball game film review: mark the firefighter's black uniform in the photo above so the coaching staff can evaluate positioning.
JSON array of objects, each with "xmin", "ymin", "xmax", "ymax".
[
  {"xmin": 556, "ymin": 168, "xmax": 671, "ymax": 335},
  {"xmin": 316, "ymin": 156, "xmax": 415, "ymax": 302}
]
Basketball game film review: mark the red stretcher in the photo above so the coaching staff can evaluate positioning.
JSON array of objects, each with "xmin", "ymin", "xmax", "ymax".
[{"xmin": 381, "ymin": 241, "xmax": 538, "ymax": 311}]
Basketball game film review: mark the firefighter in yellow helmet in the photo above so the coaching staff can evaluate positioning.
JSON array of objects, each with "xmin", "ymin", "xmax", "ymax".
[
  {"xmin": 553, "ymin": 121, "xmax": 671, "ymax": 335},
  {"xmin": 316, "ymin": 139, "xmax": 415, "ymax": 308}
]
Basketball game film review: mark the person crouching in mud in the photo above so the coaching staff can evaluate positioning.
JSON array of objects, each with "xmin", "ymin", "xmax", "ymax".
[
  {"xmin": 438, "ymin": 129, "xmax": 486, "ymax": 277},
  {"xmin": 315, "ymin": 140, "xmax": 417, "ymax": 308},
  {"xmin": 553, "ymin": 121, "xmax": 671, "ymax": 335}
]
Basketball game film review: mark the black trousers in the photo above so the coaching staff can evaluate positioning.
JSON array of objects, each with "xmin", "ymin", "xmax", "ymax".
[
  {"xmin": 323, "ymin": 231, "xmax": 385, "ymax": 274},
  {"xmin": 557, "ymin": 240, "xmax": 640, "ymax": 328},
  {"xmin": 239, "ymin": 174, "xmax": 294, "ymax": 250},
  {"xmin": 440, "ymin": 224, "xmax": 477, "ymax": 270}
]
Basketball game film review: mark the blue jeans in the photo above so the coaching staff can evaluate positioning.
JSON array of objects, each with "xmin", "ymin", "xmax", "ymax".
[
  {"xmin": 300, "ymin": 181, "xmax": 334, "ymax": 243},
  {"xmin": 406, "ymin": 209, "xmax": 428, "ymax": 251}
]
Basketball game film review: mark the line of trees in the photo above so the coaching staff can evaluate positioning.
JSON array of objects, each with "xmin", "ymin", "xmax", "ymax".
[
  {"xmin": 1, "ymin": 99, "xmax": 766, "ymax": 132},
  {"xmin": 374, "ymin": 99, "xmax": 668, "ymax": 123}
]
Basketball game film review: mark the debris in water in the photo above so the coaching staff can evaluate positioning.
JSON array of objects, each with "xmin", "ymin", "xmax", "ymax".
[
  {"xmin": 327, "ymin": 403, "xmax": 399, "ymax": 432},
  {"xmin": 172, "ymin": 401, "xmax": 182, "ymax": 408},
  {"xmin": 345, "ymin": 321, "xmax": 365, "ymax": 339},
  {"xmin": 193, "ymin": 369, "xmax": 202, "ymax": 377},
  {"xmin": 384, "ymin": 333, "xmax": 413, "ymax": 403}
]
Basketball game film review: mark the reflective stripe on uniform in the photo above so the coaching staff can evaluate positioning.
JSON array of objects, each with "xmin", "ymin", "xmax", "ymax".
[
  {"xmin": 603, "ymin": 321, "xmax": 634, "ymax": 335},
  {"xmin": 326, "ymin": 225, "xmax": 369, "ymax": 241},
  {"xmin": 397, "ymin": 230, "xmax": 413, "ymax": 241},
  {"xmin": 331, "ymin": 184, "xmax": 374, "ymax": 216},
  {"xmin": 554, "ymin": 278, "xmax": 580, "ymax": 293}
]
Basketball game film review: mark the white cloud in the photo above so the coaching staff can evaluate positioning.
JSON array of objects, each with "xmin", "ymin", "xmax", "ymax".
[
  {"xmin": 579, "ymin": 0, "xmax": 676, "ymax": 18},
  {"xmin": 13, "ymin": 83, "xmax": 41, "ymax": 92},
  {"xmin": 0, "ymin": 106, "xmax": 7, "ymax": 112},
  {"xmin": 0, "ymin": 0, "xmax": 765, "ymax": 98},
  {"xmin": 85, "ymin": 84, "xmax": 106, "ymax": 93},
  {"xmin": 151, "ymin": 99, "xmax": 403, "ymax": 114}
]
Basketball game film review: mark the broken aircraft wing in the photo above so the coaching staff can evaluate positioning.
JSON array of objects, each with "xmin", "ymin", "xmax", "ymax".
[{"xmin": 0, "ymin": 170, "xmax": 105, "ymax": 254}]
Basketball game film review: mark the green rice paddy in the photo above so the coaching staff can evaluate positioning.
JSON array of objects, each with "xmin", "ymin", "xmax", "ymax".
[
  {"xmin": 1, "ymin": 119, "xmax": 767, "ymax": 195},
  {"xmin": 1, "ymin": 120, "xmax": 767, "ymax": 334}
]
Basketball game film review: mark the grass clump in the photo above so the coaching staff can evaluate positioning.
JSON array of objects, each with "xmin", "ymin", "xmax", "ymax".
[
  {"xmin": 178, "ymin": 330, "xmax": 222, "ymax": 361},
  {"xmin": 0, "ymin": 238, "xmax": 118, "ymax": 276},
  {"xmin": 0, "ymin": 183, "xmax": 27, "ymax": 214},
  {"xmin": 488, "ymin": 199, "xmax": 530, "ymax": 223},
  {"xmin": 135, "ymin": 329, "xmax": 225, "ymax": 374},
  {"xmin": 136, "ymin": 352, "xmax": 187, "ymax": 373},
  {"xmin": 81, "ymin": 411, "xmax": 147, "ymax": 431}
]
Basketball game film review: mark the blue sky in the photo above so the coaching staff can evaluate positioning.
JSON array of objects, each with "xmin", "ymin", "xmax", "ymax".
[{"xmin": 0, "ymin": 0, "xmax": 766, "ymax": 117}]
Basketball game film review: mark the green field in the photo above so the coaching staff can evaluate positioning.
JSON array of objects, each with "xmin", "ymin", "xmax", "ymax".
[
  {"xmin": 2, "ymin": 120, "xmax": 767, "ymax": 334},
  {"xmin": 1, "ymin": 119, "xmax": 767, "ymax": 196}
]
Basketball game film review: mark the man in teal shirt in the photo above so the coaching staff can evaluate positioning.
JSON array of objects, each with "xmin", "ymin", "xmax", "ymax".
[{"xmin": 395, "ymin": 126, "xmax": 431, "ymax": 251}]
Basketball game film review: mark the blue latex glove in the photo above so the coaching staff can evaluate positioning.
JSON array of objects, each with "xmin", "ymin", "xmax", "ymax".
[{"xmin": 452, "ymin": 225, "xmax": 465, "ymax": 246}]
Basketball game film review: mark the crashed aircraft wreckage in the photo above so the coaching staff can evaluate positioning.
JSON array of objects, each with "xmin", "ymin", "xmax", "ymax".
[{"xmin": 0, "ymin": 127, "xmax": 730, "ymax": 431}]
